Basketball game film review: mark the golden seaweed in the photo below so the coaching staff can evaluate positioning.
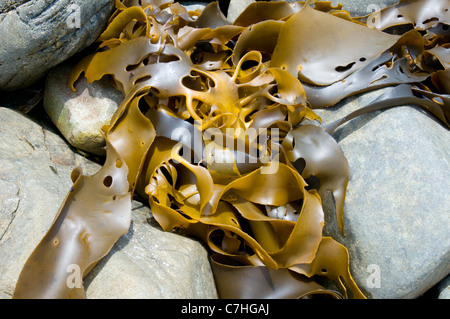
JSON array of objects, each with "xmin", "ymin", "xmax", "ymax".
[{"xmin": 13, "ymin": 0, "xmax": 449, "ymax": 299}]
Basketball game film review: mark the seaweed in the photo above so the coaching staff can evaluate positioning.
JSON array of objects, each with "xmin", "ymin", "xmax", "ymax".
[{"xmin": 13, "ymin": 0, "xmax": 449, "ymax": 299}]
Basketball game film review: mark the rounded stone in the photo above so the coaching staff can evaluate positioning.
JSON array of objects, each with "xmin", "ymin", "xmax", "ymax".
[{"xmin": 44, "ymin": 62, "xmax": 124, "ymax": 155}]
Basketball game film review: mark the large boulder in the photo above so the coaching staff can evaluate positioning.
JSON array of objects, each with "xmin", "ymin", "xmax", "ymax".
[
  {"xmin": 315, "ymin": 88, "xmax": 450, "ymax": 298},
  {"xmin": 0, "ymin": 107, "xmax": 217, "ymax": 299},
  {"xmin": 0, "ymin": 0, "xmax": 115, "ymax": 91}
]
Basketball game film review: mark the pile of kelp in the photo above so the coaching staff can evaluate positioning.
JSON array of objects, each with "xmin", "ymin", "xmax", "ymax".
[{"xmin": 13, "ymin": 0, "xmax": 449, "ymax": 299}]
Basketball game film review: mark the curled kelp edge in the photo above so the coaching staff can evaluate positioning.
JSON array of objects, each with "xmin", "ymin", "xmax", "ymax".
[
  {"xmin": 14, "ymin": 0, "xmax": 449, "ymax": 299},
  {"xmin": 13, "ymin": 139, "xmax": 132, "ymax": 298}
]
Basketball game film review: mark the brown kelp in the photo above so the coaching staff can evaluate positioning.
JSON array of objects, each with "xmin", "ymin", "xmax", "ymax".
[{"xmin": 13, "ymin": 0, "xmax": 449, "ymax": 299}]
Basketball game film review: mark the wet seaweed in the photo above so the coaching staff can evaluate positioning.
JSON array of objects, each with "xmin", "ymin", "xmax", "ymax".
[{"xmin": 13, "ymin": 0, "xmax": 449, "ymax": 299}]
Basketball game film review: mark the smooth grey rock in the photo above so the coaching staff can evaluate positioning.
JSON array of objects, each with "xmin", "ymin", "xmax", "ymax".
[
  {"xmin": 44, "ymin": 62, "xmax": 124, "ymax": 156},
  {"xmin": 0, "ymin": 107, "xmax": 217, "ymax": 299},
  {"xmin": 0, "ymin": 0, "xmax": 115, "ymax": 91},
  {"xmin": 315, "ymin": 88, "xmax": 450, "ymax": 299}
]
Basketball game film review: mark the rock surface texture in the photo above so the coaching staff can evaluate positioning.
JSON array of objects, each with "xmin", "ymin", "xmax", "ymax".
[
  {"xmin": 0, "ymin": 107, "xmax": 217, "ymax": 299},
  {"xmin": 44, "ymin": 62, "xmax": 124, "ymax": 155},
  {"xmin": 0, "ymin": 0, "xmax": 115, "ymax": 91},
  {"xmin": 315, "ymin": 88, "xmax": 450, "ymax": 299},
  {"xmin": 0, "ymin": 0, "xmax": 448, "ymax": 300}
]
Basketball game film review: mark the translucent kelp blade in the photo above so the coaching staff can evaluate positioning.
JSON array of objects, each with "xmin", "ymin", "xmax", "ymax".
[
  {"xmin": 194, "ymin": 163, "xmax": 324, "ymax": 269},
  {"xmin": 210, "ymin": 255, "xmax": 342, "ymax": 299},
  {"xmin": 193, "ymin": 1, "xmax": 231, "ymax": 29},
  {"xmin": 176, "ymin": 25, "xmax": 245, "ymax": 51},
  {"xmin": 290, "ymin": 237, "xmax": 366, "ymax": 299},
  {"xmin": 303, "ymin": 49, "xmax": 430, "ymax": 108},
  {"xmin": 13, "ymin": 87, "xmax": 155, "ymax": 299},
  {"xmin": 282, "ymin": 125, "xmax": 350, "ymax": 234},
  {"xmin": 270, "ymin": 2, "xmax": 400, "ymax": 86},
  {"xmin": 231, "ymin": 20, "xmax": 284, "ymax": 66},
  {"xmin": 323, "ymin": 84, "xmax": 450, "ymax": 134},
  {"xmin": 20, "ymin": 0, "xmax": 446, "ymax": 299},
  {"xmin": 97, "ymin": 6, "xmax": 148, "ymax": 42},
  {"xmin": 106, "ymin": 94, "xmax": 156, "ymax": 189},
  {"xmin": 70, "ymin": 37, "xmax": 162, "ymax": 95},
  {"xmin": 369, "ymin": 0, "xmax": 450, "ymax": 31},
  {"xmin": 232, "ymin": 0, "xmax": 302, "ymax": 27},
  {"xmin": 432, "ymin": 68, "xmax": 450, "ymax": 94},
  {"xmin": 426, "ymin": 45, "xmax": 450, "ymax": 70},
  {"xmin": 13, "ymin": 141, "xmax": 131, "ymax": 298}
]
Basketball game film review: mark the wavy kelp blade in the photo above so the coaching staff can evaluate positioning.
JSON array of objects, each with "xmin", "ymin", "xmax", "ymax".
[
  {"xmin": 176, "ymin": 24, "xmax": 245, "ymax": 51},
  {"xmin": 210, "ymin": 237, "xmax": 364, "ymax": 299},
  {"xmin": 282, "ymin": 125, "xmax": 350, "ymax": 234},
  {"xmin": 368, "ymin": 0, "xmax": 449, "ymax": 31},
  {"xmin": 13, "ymin": 141, "xmax": 131, "ymax": 298},
  {"xmin": 231, "ymin": 20, "xmax": 284, "ymax": 66},
  {"xmin": 210, "ymin": 255, "xmax": 342, "ymax": 299},
  {"xmin": 323, "ymin": 84, "xmax": 450, "ymax": 134},
  {"xmin": 21, "ymin": 0, "xmax": 450, "ymax": 299},
  {"xmin": 106, "ymin": 95, "xmax": 156, "ymax": 193},
  {"xmin": 194, "ymin": 1, "xmax": 231, "ymax": 29},
  {"xmin": 432, "ymin": 68, "xmax": 450, "ymax": 94},
  {"xmin": 303, "ymin": 47, "xmax": 430, "ymax": 108},
  {"xmin": 290, "ymin": 237, "xmax": 366, "ymax": 299},
  {"xmin": 270, "ymin": 2, "xmax": 400, "ymax": 86},
  {"xmin": 97, "ymin": 6, "xmax": 148, "ymax": 42},
  {"xmin": 426, "ymin": 45, "xmax": 450, "ymax": 70},
  {"xmin": 13, "ymin": 84, "xmax": 155, "ymax": 299},
  {"xmin": 140, "ymin": 137, "xmax": 214, "ymax": 229},
  {"xmin": 233, "ymin": 1, "xmax": 302, "ymax": 27}
]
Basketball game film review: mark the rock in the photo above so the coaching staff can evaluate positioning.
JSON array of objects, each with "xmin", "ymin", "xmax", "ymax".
[
  {"xmin": 227, "ymin": 0, "xmax": 255, "ymax": 22},
  {"xmin": 43, "ymin": 62, "xmax": 124, "ymax": 156},
  {"xmin": 314, "ymin": 88, "xmax": 450, "ymax": 298},
  {"xmin": 438, "ymin": 276, "xmax": 450, "ymax": 299},
  {"xmin": 0, "ymin": 0, "xmax": 115, "ymax": 91},
  {"xmin": 178, "ymin": 1, "xmax": 208, "ymax": 12},
  {"xmin": 0, "ymin": 107, "xmax": 217, "ymax": 299},
  {"xmin": 84, "ymin": 201, "xmax": 218, "ymax": 299}
]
